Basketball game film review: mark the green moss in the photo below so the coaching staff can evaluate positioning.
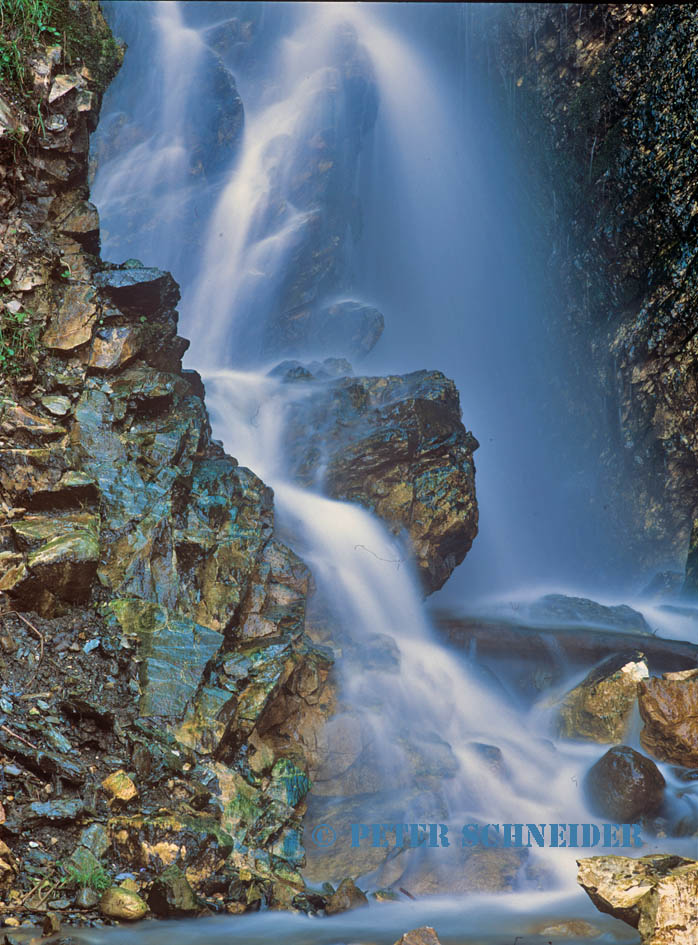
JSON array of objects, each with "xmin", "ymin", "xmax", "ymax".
[{"xmin": 49, "ymin": 0, "xmax": 123, "ymax": 93}]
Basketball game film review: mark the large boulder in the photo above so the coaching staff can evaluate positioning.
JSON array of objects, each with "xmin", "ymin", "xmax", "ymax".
[
  {"xmin": 284, "ymin": 369, "xmax": 478, "ymax": 594},
  {"xmin": 557, "ymin": 653, "xmax": 648, "ymax": 743},
  {"xmin": 583, "ymin": 746, "xmax": 665, "ymax": 821},
  {"xmin": 578, "ymin": 854, "xmax": 698, "ymax": 945},
  {"xmin": 638, "ymin": 673, "xmax": 698, "ymax": 767}
]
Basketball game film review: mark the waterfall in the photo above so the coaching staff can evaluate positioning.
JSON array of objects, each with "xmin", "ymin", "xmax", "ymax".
[{"xmin": 91, "ymin": 0, "xmax": 666, "ymax": 927}]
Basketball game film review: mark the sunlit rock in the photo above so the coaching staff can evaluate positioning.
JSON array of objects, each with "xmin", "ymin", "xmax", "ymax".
[
  {"xmin": 578, "ymin": 854, "xmax": 698, "ymax": 945},
  {"xmin": 583, "ymin": 745, "xmax": 665, "ymax": 821},
  {"xmin": 639, "ymin": 674, "xmax": 698, "ymax": 767},
  {"xmin": 87, "ymin": 325, "xmax": 142, "ymax": 371},
  {"xmin": 557, "ymin": 652, "xmax": 648, "ymax": 743},
  {"xmin": 42, "ymin": 284, "xmax": 98, "ymax": 350},
  {"xmin": 102, "ymin": 770, "xmax": 138, "ymax": 803}
]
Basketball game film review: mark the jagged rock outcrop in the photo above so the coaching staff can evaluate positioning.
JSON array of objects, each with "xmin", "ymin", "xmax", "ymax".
[
  {"xmin": 283, "ymin": 367, "xmax": 479, "ymax": 594},
  {"xmin": 578, "ymin": 854, "xmax": 698, "ymax": 945},
  {"xmin": 497, "ymin": 5, "xmax": 698, "ymax": 579},
  {"xmin": 0, "ymin": 2, "xmax": 334, "ymax": 922}
]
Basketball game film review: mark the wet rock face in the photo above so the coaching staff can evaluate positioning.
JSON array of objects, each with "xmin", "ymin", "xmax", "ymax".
[
  {"xmin": 578, "ymin": 854, "xmax": 698, "ymax": 945},
  {"xmin": 557, "ymin": 653, "xmax": 648, "ymax": 744},
  {"xmin": 500, "ymin": 6, "xmax": 698, "ymax": 576},
  {"xmin": 638, "ymin": 675, "xmax": 698, "ymax": 767},
  {"xmin": 285, "ymin": 300, "xmax": 384, "ymax": 361},
  {"xmin": 284, "ymin": 369, "xmax": 479, "ymax": 594},
  {"xmin": 583, "ymin": 746, "xmax": 665, "ymax": 821}
]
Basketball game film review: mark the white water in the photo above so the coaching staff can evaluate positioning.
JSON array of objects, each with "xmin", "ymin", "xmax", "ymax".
[{"xmin": 90, "ymin": 1, "xmax": 667, "ymax": 939}]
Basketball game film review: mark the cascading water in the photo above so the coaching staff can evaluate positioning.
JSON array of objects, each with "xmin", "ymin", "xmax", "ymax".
[{"xmin": 87, "ymin": 2, "xmax": 691, "ymax": 942}]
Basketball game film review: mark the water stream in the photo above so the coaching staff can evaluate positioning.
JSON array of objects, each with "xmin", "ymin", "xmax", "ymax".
[{"xmin": 86, "ymin": 2, "xmax": 695, "ymax": 942}]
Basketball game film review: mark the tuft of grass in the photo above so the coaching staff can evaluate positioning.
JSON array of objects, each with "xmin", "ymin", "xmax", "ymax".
[
  {"xmin": 0, "ymin": 301, "xmax": 41, "ymax": 376},
  {"xmin": 59, "ymin": 859, "xmax": 112, "ymax": 893},
  {"xmin": 0, "ymin": 0, "xmax": 60, "ymax": 84}
]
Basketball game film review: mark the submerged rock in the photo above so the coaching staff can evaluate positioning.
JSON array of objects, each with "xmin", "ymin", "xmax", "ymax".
[
  {"xmin": 638, "ymin": 675, "xmax": 698, "ymax": 767},
  {"xmin": 557, "ymin": 653, "xmax": 648, "ymax": 743},
  {"xmin": 528, "ymin": 595, "xmax": 650, "ymax": 634},
  {"xmin": 583, "ymin": 746, "xmax": 665, "ymax": 821},
  {"xmin": 578, "ymin": 854, "xmax": 698, "ymax": 944},
  {"xmin": 304, "ymin": 300, "xmax": 384, "ymax": 360},
  {"xmin": 285, "ymin": 369, "xmax": 478, "ymax": 594}
]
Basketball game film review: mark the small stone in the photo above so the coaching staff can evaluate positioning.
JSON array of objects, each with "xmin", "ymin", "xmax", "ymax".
[
  {"xmin": 46, "ymin": 115, "xmax": 67, "ymax": 132},
  {"xmin": 99, "ymin": 887, "xmax": 147, "ymax": 921},
  {"xmin": 101, "ymin": 770, "xmax": 137, "ymax": 803},
  {"xmin": 41, "ymin": 913, "xmax": 60, "ymax": 935},
  {"xmin": 41, "ymin": 395, "xmax": 72, "ymax": 417},
  {"xmin": 48, "ymin": 74, "xmax": 82, "ymax": 103},
  {"xmin": 324, "ymin": 878, "xmax": 368, "ymax": 915},
  {"xmin": 74, "ymin": 886, "xmax": 99, "ymax": 909}
]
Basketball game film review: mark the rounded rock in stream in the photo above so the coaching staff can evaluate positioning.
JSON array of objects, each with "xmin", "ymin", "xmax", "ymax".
[
  {"xmin": 99, "ymin": 886, "xmax": 147, "ymax": 921},
  {"xmin": 583, "ymin": 745, "xmax": 665, "ymax": 821}
]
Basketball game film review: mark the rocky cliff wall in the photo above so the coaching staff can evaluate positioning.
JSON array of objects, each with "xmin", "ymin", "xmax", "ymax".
[
  {"xmin": 497, "ymin": 4, "xmax": 698, "ymax": 582},
  {"xmin": 0, "ymin": 0, "xmax": 336, "ymax": 922}
]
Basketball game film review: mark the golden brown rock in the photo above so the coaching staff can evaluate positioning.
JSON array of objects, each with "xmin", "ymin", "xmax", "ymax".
[
  {"xmin": 99, "ymin": 886, "xmax": 147, "ymax": 921},
  {"xmin": 102, "ymin": 769, "xmax": 138, "ymax": 803},
  {"xmin": 42, "ymin": 285, "xmax": 98, "ymax": 350},
  {"xmin": 558, "ymin": 656, "xmax": 648, "ymax": 744},
  {"xmin": 638, "ymin": 677, "xmax": 698, "ymax": 767},
  {"xmin": 578, "ymin": 854, "xmax": 698, "ymax": 945},
  {"xmin": 393, "ymin": 928, "xmax": 442, "ymax": 945}
]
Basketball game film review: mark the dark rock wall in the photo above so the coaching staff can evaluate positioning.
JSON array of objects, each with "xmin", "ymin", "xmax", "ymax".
[{"xmin": 496, "ymin": 4, "xmax": 698, "ymax": 578}]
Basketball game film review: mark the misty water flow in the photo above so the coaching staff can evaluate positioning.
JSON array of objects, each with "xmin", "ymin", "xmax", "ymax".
[{"xmin": 90, "ymin": 1, "xmax": 695, "ymax": 940}]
